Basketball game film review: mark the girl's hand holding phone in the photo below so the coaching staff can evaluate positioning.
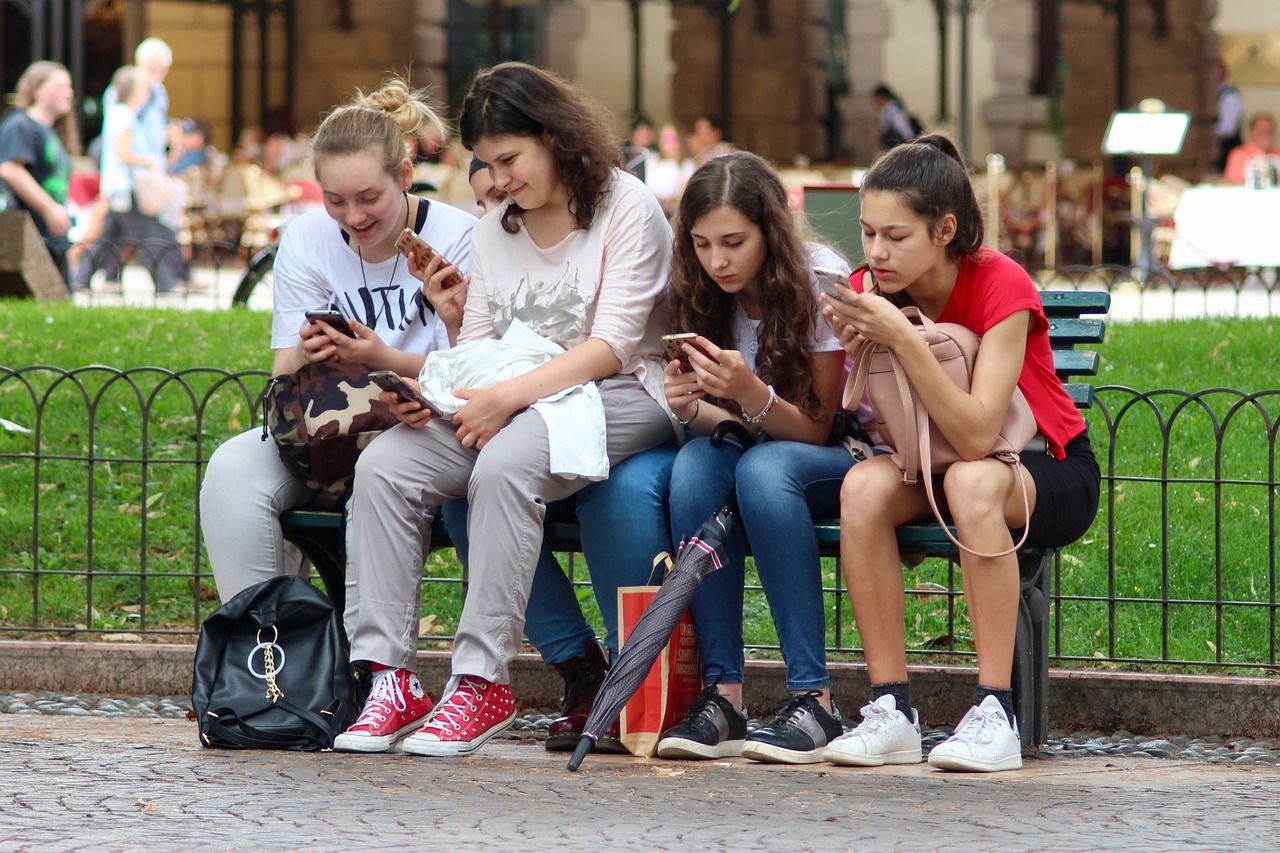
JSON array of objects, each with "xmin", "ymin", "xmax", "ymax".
[
  {"xmin": 663, "ymin": 356, "xmax": 704, "ymax": 420},
  {"xmin": 683, "ymin": 336, "xmax": 756, "ymax": 405},
  {"xmin": 304, "ymin": 314, "xmax": 389, "ymax": 367},
  {"xmin": 416, "ymin": 251, "xmax": 470, "ymax": 338},
  {"xmin": 371, "ymin": 373, "xmax": 436, "ymax": 429}
]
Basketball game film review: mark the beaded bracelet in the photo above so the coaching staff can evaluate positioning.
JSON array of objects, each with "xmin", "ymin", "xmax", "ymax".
[
  {"xmin": 674, "ymin": 399, "xmax": 700, "ymax": 426},
  {"xmin": 742, "ymin": 385, "xmax": 777, "ymax": 427}
]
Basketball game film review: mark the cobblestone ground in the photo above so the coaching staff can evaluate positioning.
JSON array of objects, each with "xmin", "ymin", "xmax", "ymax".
[
  {"xmin": 2, "ymin": 693, "xmax": 1279, "ymax": 852},
  {"xmin": 5, "ymin": 692, "xmax": 1280, "ymax": 767}
]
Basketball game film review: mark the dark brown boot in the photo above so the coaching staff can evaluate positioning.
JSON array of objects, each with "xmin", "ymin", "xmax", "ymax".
[{"xmin": 544, "ymin": 639, "xmax": 626, "ymax": 753}]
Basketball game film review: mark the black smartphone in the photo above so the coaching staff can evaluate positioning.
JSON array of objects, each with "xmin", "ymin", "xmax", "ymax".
[
  {"xmin": 661, "ymin": 332, "xmax": 699, "ymax": 371},
  {"xmin": 304, "ymin": 310, "xmax": 357, "ymax": 338},
  {"xmin": 815, "ymin": 267, "xmax": 854, "ymax": 305},
  {"xmin": 368, "ymin": 370, "xmax": 444, "ymax": 418}
]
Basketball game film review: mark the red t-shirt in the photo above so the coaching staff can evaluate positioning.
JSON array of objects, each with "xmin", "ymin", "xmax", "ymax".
[{"xmin": 849, "ymin": 249, "xmax": 1084, "ymax": 459}]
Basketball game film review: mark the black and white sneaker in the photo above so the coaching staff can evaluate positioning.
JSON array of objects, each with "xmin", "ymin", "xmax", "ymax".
[
  {"xmin": 741, "ymin": 691, "xmax": 843, "ymax": 764},
  {"xmin": 655, "ymin": 685, "xmax": 748, "ymax": 759}
]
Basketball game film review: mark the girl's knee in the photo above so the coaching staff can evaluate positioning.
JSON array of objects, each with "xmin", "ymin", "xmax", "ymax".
[
  {"xmin": 942, "ymin": 461, "xmax": 1007, "ymax": 517},
  {"xmin": 840, "ymin": 457, "xmax": 897, "ymax": 504}
]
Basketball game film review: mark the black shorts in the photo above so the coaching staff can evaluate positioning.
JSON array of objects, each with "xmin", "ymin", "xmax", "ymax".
[
  {"xmin": 1016, "ymin": 430, "xmax": 1100, "ymax": 547},
  {"xmin": 929, "ymin": 431, "xmax": 1100, "ymax": 549}
]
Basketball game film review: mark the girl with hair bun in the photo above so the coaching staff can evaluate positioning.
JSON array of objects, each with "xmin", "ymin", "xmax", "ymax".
[
  {"xmin": 339, "ymin": 62, "xmax": 676, "ymax": 758},
  {"xmin": 821, "ymin": 135, "xmax": 1099, "ymax": 773},
  {"xmin": 200, "ymin": 76, "xmax": 477, "ymax": 621}
]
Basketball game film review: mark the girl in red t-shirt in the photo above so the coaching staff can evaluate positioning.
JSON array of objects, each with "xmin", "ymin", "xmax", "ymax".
[{"xmin": 819, "ymin": 135, "xmax": 1099, "ymax": 773}]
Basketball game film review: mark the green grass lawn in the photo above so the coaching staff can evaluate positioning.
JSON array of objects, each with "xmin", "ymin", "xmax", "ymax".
[{"xmin": 1, "ymin": 299, "xmax": 1277, "ymax": 673}]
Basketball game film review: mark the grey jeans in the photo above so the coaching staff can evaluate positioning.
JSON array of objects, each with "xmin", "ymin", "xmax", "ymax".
[
  {"xmin": 345, "ymin": 374, "xmax": 673, "ymax": 682},
  {"xmin": 199, "ymin": 428, "xmax": 312, "ymax": 602}
]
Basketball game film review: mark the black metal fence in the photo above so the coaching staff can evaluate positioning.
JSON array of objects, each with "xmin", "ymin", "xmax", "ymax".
[
  {"xmin": 62, "ymin": 236, "xmax": 1280, "ymax": 319},
  {"xmin": 2, "ymin": 363, "xmax": 1277, "ymax": 673}
]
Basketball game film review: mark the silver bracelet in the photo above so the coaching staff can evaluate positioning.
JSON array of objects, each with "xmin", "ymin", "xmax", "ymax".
[
  {"xmin": 742, "ymin": 385, "xmax": 777, "ymax": 427},
  {"xmin": 674, "ymin": 399, "xmax": 700, "ymax": 426}
]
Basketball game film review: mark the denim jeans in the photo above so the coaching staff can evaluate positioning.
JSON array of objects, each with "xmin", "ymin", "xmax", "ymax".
[
  {"xmin": 668, "ymin": 436, "xmax": 854, "ymax": 692},
  {"xmin": 443, "ymin": 443, "xmax": 677, "ymax": 664}
]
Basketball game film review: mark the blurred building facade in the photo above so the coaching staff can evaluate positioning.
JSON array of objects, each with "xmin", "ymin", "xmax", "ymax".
[{"xmin": 2, "ymin": 0, "xmax": 1277, "ymax": 172}]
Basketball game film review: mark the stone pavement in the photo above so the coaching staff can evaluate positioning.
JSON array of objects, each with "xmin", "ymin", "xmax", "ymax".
[{"xmin": 2, "ymin": 713, "xmax": 1277, "ymax": 852}]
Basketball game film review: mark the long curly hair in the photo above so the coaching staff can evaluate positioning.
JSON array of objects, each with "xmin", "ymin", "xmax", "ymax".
[
  {"xmin": 458, "ymin": 62, "xmax": 620, "ymax": 235},
  {"xmin": 671, "ymin": 151, "xmax": 824, "ymax": 419}
]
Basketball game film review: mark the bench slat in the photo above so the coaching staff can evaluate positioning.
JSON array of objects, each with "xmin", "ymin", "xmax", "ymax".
[
  {"xmin": 1038, "ymin": 290, "xmax": 1111, "ymax": 316},
  {"xmin": 1048, "ymin": 317, "xmax": 1105, "ymax": 346},
  {"xmin": 1053, "ymin": 349, "xmax": 1100, "ymax": 378},
  {"xmin": 1064, "ymin": 382, "xmax": 1095, "ymax": 408}
]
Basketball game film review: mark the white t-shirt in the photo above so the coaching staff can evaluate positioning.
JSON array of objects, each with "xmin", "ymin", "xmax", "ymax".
[
  {"xmin": 731, "ymin": 243, "xmax": 849, "ymax": 373},
  {"xmin": 99, "ymin": 103, "xmax": 139, "ymax": 207},
  {"xmin": 459, "ymin": 169, "xmax": 673, "ymax": 409},
  {"xmin": 645, "ymin": 156, "xmax": 693, "ymax": 200},
  {"xmin": 271, "ymin": 199, "xmax": 477, "ymax": 355}
]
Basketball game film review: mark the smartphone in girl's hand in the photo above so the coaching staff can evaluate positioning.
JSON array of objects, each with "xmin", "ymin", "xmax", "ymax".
[
  {"xmin": 395, "ymin": 229, "xmax": 464, "ymax": 290},
  {"xmin": 661, "ymin": 332, "xmax": 699, "ymax": 371},
  {"xmin": 368, "ymin": 370, "xmax": 444, "ymax": 418},
  {"xmin": 814, "ymin": 267, "xmax": 854, "ymax": 305},
  {"xmin": 304, "ymin": 310, "xmax": 357, "ymax": 338}
]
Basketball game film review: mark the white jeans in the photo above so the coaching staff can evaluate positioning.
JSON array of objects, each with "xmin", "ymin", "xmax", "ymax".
[
  {"xmin": 345, "ymin": 375, "xmax": 673, "ymax": 682},
  {"xmin": 199, "ymin": 428, "xmax": 313, "ymax": 602}
]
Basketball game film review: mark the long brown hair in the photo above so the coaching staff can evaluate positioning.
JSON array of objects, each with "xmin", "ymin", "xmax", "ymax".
[
  {"xmin": 458, "ymin": 62, "xmax": 620, "ymax": 235},
  {"xmin": 12, "ymin": 61, "xmax": 81, "ymax": 155},
  {"xmin": 671, "ymin": 151, "xmax": 824, "ymax": 419}
]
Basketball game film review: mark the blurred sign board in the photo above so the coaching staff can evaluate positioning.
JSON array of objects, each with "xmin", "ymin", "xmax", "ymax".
[{"xmin": 1102, "ymin": 111, "xmax": 1190, "ymax": 156}]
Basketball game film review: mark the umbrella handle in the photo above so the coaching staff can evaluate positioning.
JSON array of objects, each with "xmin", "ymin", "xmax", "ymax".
[
  {"xmin": 710, "ymin": 420, "xmax": 752, "ymax": 448},
  {"xmin": 567, "ymin": 735, "xmax": 594, "ymax": 772}
]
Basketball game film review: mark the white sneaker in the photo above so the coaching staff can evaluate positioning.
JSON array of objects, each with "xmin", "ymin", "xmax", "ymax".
[
  {"xmin": 822, "ymin": 694, "xmax": 922, "ymax": 767},
  {"xmin": 927, "ymin": 695, "xmax": 1023, "ymax": 772}
]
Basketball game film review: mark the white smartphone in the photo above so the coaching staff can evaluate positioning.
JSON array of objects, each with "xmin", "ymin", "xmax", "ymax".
[{"xmin": 814, "ymin": 267, "xmax": 854, "ymax": 305}]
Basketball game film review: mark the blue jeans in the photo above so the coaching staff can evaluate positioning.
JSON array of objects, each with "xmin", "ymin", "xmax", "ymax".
[
  {"xmin": 443, "ymin": 443, "xmax": 677, "ymax": 664},
  {"xmin": 668, "ymin": 436, "xmax": 854, "ymax": 692}
]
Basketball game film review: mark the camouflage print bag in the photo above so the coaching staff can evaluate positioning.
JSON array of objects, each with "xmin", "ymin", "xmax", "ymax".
[{"xmin": 261, "ymin": 361, "xmax": 398, "ymax": 507}]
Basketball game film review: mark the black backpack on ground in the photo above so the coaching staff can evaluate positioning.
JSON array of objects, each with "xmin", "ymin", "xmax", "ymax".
[{"xmin": 192, "ymin": 575, "xmax": 358, "ymax": 750}]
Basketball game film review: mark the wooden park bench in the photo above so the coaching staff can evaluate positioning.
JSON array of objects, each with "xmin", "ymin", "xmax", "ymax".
[{"xmin": 279, "ymin": 288, "xmax": 1109, "ymax": 750}]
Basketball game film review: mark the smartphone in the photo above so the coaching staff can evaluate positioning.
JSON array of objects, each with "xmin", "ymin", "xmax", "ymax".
[
  {"xmin": 815, "ymin": 267, "xmax": 854, "ymax": 305},
  {"xmin": 368, "ymin": 370, "xmax": 444, "ymax": 418},
  {"xmin": 304, "ymin": 310, "xmax": 357, "ymax": 338},
  {"xmin": 395, "ymin": 228, "xmax": 464, "ymax": 290},
  {"xmin": 661, "ymin": 332, "xmax": 699, "ymax": 371}
]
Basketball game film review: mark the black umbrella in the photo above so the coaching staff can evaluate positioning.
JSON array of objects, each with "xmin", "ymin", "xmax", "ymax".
[{"xmin": 567, "ymin": 503, "xmax": 736, "ymax": 772}]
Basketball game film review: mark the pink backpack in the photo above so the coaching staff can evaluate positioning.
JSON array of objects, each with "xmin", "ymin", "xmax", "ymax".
[{"xmin": 843, "ymin": 307, "xmax": 1038, "ymax": 558}]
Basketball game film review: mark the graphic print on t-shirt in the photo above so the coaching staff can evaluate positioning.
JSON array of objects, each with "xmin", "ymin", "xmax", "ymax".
[
  {"xmin": 487, "ymin": 262, "xmax": 588, "ymax": 343},
  {"xmin": 336, "ymin": 282, "xmax": 431, "ymax": 333},
  {"xmin": 40, "ymin": 133, "xmax": 69, "ymax": 201}
]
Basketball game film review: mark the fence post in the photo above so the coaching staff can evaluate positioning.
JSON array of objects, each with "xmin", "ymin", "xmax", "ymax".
[
  {"xmin": 985, "ymin": 153, "xmax": 1005, "ymax": 252},
  {"xmin": 1044, "ymin": 161, "xmax": 1058, "ymax": 271}
]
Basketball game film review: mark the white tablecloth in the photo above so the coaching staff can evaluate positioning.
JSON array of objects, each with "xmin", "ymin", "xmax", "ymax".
[{"xmin": 1168, "ymin": 186, "xmax": 1280, "ymax": 268}]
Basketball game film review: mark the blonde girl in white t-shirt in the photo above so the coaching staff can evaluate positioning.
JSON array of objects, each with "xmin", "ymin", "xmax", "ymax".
[
  {"xmin": 337, "ymin": 62, "xmax": 676, "ymax": 758},
  {"xmin": 200, "ymin": 78, "xmax": 475, "ymax": 613}
]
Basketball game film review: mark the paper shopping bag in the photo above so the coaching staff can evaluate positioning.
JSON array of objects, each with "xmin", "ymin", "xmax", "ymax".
[{"xmin": 616, "ymin": 584, "xmax": 702, "ymax": 757}]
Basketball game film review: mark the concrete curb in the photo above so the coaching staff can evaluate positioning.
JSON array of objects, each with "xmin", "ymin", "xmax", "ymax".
[{"xmin": 1, "ymin": 639, "xmax": 1277, "ymax": 737}]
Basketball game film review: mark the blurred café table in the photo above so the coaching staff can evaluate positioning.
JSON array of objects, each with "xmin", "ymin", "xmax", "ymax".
[{"xmin": 1168, "ymin": 185, "xmax": 1280, "ymax": 268}]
